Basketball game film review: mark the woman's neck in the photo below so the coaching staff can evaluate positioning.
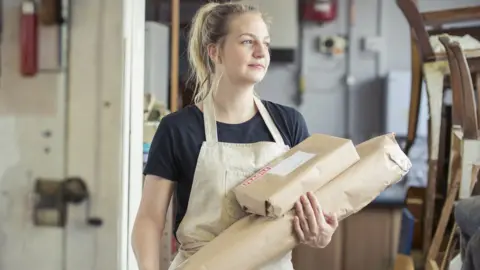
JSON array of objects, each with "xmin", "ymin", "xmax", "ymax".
[{"xmin": 211, "ymin": 81, "xmax": 257, "ymax": 124}]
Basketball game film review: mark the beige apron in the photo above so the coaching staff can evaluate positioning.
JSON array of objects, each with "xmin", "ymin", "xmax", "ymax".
[{"xmin": 168, "ymin": 94, "xmax": 294, "ymax": 270}]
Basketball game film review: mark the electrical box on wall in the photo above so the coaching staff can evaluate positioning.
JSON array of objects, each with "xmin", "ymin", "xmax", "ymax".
[{"xmin": 237, "ymin": 0, "xmax": 298, "ymax": 63}]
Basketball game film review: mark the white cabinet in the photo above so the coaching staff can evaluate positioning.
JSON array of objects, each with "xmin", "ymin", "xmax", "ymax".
[{"xmin": 145, "ymin": 22, "xmax": 170, "ymax": 104}]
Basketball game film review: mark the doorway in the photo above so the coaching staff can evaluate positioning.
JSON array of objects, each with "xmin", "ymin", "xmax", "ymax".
[
  {"xmin": 121, "ymin": 0, "xmax": 145, "ymax": 269},
  {"xmin": 122, "ymin": 0, "xmax": 207, "ymax": 269}
]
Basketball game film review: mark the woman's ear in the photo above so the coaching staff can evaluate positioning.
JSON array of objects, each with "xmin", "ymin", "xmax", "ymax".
[{"xmin": 207, "ymin": 44, "xmax": 222, "ymax": 64}]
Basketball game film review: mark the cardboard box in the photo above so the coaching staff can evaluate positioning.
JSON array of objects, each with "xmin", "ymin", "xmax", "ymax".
[
  {"xmin": 342, "ymin": 207, "xmax": 403, "ymax": 270},
  {"xmin": 233, "ymin": 133, "xmax": 360, "ymax": 217},
  {"xmin": 175, "ymin": 134, "xmax": 412, "ymax": 270}
]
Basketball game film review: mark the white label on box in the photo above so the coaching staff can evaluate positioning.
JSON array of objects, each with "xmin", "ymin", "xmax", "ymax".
[{"xmin": 268, "ymin": 151, "xmax": 316, "ymax": 176}]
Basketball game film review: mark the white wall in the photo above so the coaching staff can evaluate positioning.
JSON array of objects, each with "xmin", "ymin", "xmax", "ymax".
[{"xmin": 0, "ymin": 0, "xmax": 126, "ymax": 269}]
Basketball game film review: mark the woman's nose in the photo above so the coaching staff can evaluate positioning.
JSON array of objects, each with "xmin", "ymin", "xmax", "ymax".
[{"xmin": 253, "ymin": 42, "xmax": 267, "ymax": 58}]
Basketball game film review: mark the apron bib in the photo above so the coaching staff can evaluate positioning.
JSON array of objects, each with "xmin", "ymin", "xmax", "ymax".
[{"xmin": 168, "ymin": 94, "xmax": 293, "ymax": 270}]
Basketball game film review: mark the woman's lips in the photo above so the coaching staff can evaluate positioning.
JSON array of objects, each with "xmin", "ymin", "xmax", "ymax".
[{"xmin": 248, "ymin": 64, "xmax": 265, "ymax": 70}]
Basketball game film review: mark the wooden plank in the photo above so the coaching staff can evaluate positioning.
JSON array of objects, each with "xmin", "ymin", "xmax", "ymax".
[
  {"xmin": 170, "ymin": 0, "xmax": 180, "ymax": 112},
  {"xmin": 422, "ymin": 6, "xmax": 480, "ymax": 26}
]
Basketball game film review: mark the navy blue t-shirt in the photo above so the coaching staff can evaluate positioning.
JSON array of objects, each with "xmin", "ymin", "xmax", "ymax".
[{"xmin": 143, "ymin": 100, "xmax": 310, "ymax": 234}]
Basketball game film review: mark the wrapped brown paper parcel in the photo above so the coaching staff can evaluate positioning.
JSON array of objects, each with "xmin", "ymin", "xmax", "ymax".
[
  {"xmin": 174, "ymin": 133, "xmax": 411, "ymax": 270},
  {"xmin": 233, "ymin": 133, "xmax": 360, "ymax": 217}
]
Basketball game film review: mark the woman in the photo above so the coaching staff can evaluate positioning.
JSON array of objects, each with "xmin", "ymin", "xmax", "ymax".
[{"xmin": 132, "ymin": 2, "xmax": 339, "ymax": 269}]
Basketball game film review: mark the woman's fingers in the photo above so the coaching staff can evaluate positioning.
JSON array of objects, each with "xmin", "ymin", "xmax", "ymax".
[
  {"xmin": 293, "ymin": 216, "xmax": 305, "ymax": 241},
  {"xmin": 307, "ymin": 192, "xmax": 326, "ymax": 227},
  {"xmin": 295, "ymin": 200, "xmax": 310, "ymax": 234}
]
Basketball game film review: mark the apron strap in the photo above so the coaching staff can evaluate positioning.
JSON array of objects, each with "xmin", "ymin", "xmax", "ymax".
[
  {"xmin": 203, "ymin": 93, "xmax": 286, "ymax": 145},
  {"xmin": 254, "ymin": 96, "xmax": 285, "ymax": 145},
  {"xmin": 203, "ymin": 93, "xmax": 218, "ymax": 143}
]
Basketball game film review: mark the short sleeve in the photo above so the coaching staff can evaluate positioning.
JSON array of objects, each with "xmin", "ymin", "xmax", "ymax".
[
  {"xmin": 291, "ymin": 110, "xmax": 310, "ymax": 146},
  {"xmin": 143, "ymin": 117, "xmax": 180, "ymax": 181}
]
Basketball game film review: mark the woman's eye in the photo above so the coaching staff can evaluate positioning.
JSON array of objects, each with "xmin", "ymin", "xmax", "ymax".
[{"xmin": 242, "ymin": 40, "xmax": 254, "ymax": 45}]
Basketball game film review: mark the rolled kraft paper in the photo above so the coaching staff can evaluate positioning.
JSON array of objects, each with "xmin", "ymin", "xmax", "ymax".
[{"xmin": 175, "ymin": 133, "xmax": 412, "ymax": 270}]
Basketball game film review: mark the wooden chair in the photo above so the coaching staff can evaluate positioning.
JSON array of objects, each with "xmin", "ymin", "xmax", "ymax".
[
  {"xmin": 396, "ymin": 0, "xmax": 480, "ymax": 154},
  {"xmin": 425, "ymin": 35, "xmax": 480, "ymax": 270},
  {"xmin": 396, "ymin": 0, "xmax": 480, "ymax": 254},
  {"xmin": 440, "ymin": 38, "xmax": 480, "ymax": 199}
]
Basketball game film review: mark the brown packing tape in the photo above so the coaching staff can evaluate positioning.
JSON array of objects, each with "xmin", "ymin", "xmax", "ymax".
[{"xmin": 175, "ymin": 133, "xmax": 411, "ymax": 270}]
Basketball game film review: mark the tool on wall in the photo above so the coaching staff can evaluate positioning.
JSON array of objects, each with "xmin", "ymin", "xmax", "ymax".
[
  {"xmin": 33, "ymin": 177, "xmax": 103, "ymax": 227},
  {"xmin": 20, "ymin": 0, "xmax": 38, "ymax": 76},
  {"xmin": 317, "ymin": 35, "xmax": 347, "ymax": 57}
]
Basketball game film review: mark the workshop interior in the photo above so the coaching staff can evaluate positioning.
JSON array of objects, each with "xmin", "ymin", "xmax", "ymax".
[{"xmin": 1, "ymin": 0, "xmax": 480, "ymax": 269}]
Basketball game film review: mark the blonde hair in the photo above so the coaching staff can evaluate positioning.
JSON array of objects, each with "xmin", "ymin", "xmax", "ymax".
[{"xmin": 188, "ymin": 2, "xmax": 266, "ymax": 104}]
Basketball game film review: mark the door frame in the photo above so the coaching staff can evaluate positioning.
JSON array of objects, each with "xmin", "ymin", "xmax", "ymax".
[{"xmin": 120, "ymin": 0, "xmax": 145, "ymax": 268}]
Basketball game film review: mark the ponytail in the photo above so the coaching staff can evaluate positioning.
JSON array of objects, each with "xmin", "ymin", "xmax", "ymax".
[{"xmin": 188, "ymin": 3, "xmax": 218, "ymax": 104}]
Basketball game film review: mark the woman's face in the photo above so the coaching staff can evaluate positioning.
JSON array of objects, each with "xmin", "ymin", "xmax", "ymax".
[{"xmin": 210, "ymin": 12, "xmax": 270, "ymax": 86}]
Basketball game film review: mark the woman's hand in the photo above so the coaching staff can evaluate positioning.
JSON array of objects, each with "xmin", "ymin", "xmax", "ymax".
[{"xmin": 293, "ymin": 192, "xmax": 339, "ymax": 248}]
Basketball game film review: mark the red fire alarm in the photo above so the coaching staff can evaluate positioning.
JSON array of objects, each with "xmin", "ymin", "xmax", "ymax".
[{"xmin": 303, "ymin": 0, "xmax": 338, "ymax": 23}]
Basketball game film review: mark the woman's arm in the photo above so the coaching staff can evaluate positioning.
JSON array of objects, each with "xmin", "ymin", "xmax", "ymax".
[{"xmin": 131, "ymin": 175, "xmax": 175, "ymax": 270}]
